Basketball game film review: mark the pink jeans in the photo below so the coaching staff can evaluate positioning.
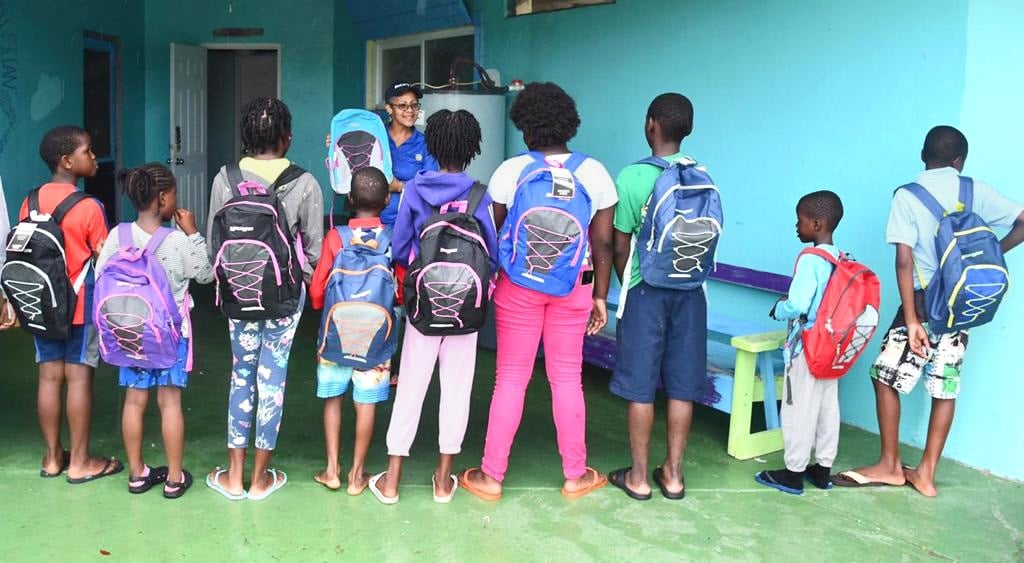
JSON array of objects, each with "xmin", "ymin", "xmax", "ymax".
[{"xmin": 480, "ymin": 272, "xmax": 592, "ymax": 482}]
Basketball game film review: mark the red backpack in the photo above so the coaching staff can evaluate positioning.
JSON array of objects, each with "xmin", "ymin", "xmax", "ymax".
[{"xmin": 798, "ymin": 248, "xmax": 881, "ymax": 379}]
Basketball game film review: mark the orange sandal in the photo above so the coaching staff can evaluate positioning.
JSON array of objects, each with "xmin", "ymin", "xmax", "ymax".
[
  {"xmin": 458, "ymin": 468, "xmax": 501, "ymax": 501},
  {"xmin": 561, "ymin": 467, "xmax": 608, "ymax": 500}
]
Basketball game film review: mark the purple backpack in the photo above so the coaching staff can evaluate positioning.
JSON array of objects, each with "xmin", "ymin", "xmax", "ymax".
[{"xmin": 94, "ymin": 224, "xmax": 182, "ymax": 369}]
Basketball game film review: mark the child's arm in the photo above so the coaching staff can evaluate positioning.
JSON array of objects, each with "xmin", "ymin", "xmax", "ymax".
[
  {"xmin": 895, "ymin": 243, "xmax": 930, "ymax": 356},
  {"xmin": 612, "ymin": 229, "xmax": 631, "ymax": 284},
  {"xmin": 309, "ymin": 229, "xmax": 340, "ymax": 311},
  {"xmin": 206, "ymin": 171, "xmax": 231, "ymax": 260},
  {"xmin": 297, "ymin": 176, "xmax": 325, "ymax": 281},
  {"xmin": 588, "ymin": 205, "xmax": 615, "ymax": 336},
  {"xmin": 390, "ymin": 187, "xmax": 415, "ymax": 268},
  {"xmin": 93, "ymin": 231, "xmax": 118, "ymax": 275},
  {"xmin": 772, "ymin": 254, "xmax": 824, "ymax": 321},
  {"xmin": 175, "ymin": 209, "xmax": 214, "ymax": 285},
  {"xmin": 1000, "ymin": 210, "xmax": 1024, "ymax": 254}
]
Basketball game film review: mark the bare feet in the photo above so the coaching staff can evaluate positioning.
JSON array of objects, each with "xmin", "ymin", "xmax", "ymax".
[
  {"xmin": 624, "ymin": 467, "xmax": 653, "ymax": 497},
  {"xmin": 372, "ymin": 471, "xmax": 397, "ymax": 499},
  {"xmin": 903, "ymin": 466, "xmax": 938, "ymax": 497},
  {"xmin": 41, "ymin": 448, "xmax": 68, "ymax": 476},
  {"xmin": 347, "ymin": 468, "xmax": 371, "ymax": 496},
  {"xmin": 314, "ymin": 468, "xmax": 342, "ymax": 491},
  {"xmin": 207, "ymin": 468, "xmax": 245, "ymax": 496},
  {"xmin": 67, "ymin": 455, "xmax": 122, "ymax": 481},
  {"xmin": 248, "ymin": 469, "xmax": 285, "ymax": 498},
  {"xmin": 847, "ymin": 461, "xmax": 906, "ymax": 486},
  {"xmin": 434, "ymin": 470, "xmax": 455, "ymax": 497}
]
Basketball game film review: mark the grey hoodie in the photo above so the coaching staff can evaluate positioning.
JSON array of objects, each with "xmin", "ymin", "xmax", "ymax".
[{"xmin": 206, "ymin": 163, "xmax": 325, "ymax": 283}]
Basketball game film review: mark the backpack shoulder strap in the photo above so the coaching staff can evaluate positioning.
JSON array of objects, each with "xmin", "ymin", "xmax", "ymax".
[
  {"xmin": 144, "ymin": 226, "xmax": 175, "ymax": 255},
  {"xmin": 898, "ymin": 183, "xmax": 946, "ymax": 221},
  {"xmin": 798, "ymin": 246, "xmax": 840, "ymax": 269},
  {"xmin": 270, "ymin": 165, "xmax": 307, "ymax": 191},
  {"xmin": 375, "ymin": 226, "xmax": 393, "ymax": 254},
  {"xmin": 959, "ymin": 176, "xmax": 974, "ymax": 214},
  {"xmin": 563, "ymin": 152, "xmax": 589, "ymax": 173},
  {"xmin": 336, "ymin": 225, "xmax": 354, "ymax": 248},
  {"xmin": 117, "ymin": 222, "xmax": 136, "ymax": 250},
  {"xmin": 27, "ymin": 187, "xmax": 43, "ymax": 215},
  {"xmin": 225, "ymin": 163, "xmax": 245, "ymax": 196},
  {"xmin": 635, "ymin": 156, "xmax": 670, "ymax": 169},
  {"xmin": 466, "ymin": 182, "xmax": 488, "ymax": 215},
  {"xmin": 51, "ymin": 190, "xmax": 92, "ymax": 224}
]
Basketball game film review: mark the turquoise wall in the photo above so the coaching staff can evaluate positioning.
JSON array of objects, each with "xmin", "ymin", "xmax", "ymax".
[
  {"xmin": 334, "ymin": 5, "xmax": 365, "ymax": 111},
  {"xmin": 142, "ymin": 0, "xmax": 335, "ymax": 199},
  {"xmin": 0, "ymin": 0, "xmax": 145, "ymax": 222},
  {"xmin": 464, "ymin": 0, "xmax": 1023, "ymax": 479}
]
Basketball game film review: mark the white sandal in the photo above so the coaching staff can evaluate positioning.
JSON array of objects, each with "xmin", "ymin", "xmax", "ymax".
[
  {"xmin": 432, "ymin": 474, "xmax": 458, "ymax": 504},
  {"xmin": 368, "ymin": 472, "xmax": 399, "ymax": 505}
]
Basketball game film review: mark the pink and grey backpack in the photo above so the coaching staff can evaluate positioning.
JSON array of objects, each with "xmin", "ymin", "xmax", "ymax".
[{"xmin": 94, "ymin": 224, "xmax": 183, "ymax": 370}]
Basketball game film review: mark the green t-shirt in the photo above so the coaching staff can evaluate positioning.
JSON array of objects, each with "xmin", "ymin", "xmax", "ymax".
[{"xmin": 613, "ymin": 151, "xmax": 688, "ymax": 289}]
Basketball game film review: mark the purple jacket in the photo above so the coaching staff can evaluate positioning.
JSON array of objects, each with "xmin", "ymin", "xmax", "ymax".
[{"xmin": 392, "ymin": 170, "xmax": 499, "ymax": 271}]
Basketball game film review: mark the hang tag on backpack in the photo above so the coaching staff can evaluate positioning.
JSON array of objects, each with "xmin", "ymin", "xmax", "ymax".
[
  {"xmin": 548, "ymin": 167, "xmax": 576, "ymax": 200},
  {"xmin": 6, "ymin": 223, "xmax": 37, "ymax": 253}
]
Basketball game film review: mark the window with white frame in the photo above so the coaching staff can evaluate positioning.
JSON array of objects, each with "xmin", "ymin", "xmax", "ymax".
[{"xmin": 368, "ymin": 27, "xmax": 476, "ymax": 106}]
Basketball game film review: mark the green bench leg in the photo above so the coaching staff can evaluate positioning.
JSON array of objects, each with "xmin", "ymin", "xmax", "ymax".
[{"xmin": 727, "ymin": 348, "xmax": 783, "ymax": 460}]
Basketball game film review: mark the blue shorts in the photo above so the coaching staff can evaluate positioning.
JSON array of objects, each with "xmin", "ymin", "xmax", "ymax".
[
  {"xmin": 34, "ymin": 325, "xmax": 100, "ymax": 368},
  {"xmin": 316, "ymin": 358, "xmax": 391, "ymax": 403},
  {"xmin": 118, "ymin": 339, "xmax": 190, "ymax": 389},
  {"xmin": 610, "ymin": 282, "xmax": 707, "ymax": 403}
]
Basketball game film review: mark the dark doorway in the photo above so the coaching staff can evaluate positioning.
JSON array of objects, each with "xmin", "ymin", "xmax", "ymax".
[
  {"xmin": 207, "ymin": 49, "xmax": 278, "ymax": 182},
  {"xmin": 83, "ymin": 33, "xmax": 119, "ymax": 226}
]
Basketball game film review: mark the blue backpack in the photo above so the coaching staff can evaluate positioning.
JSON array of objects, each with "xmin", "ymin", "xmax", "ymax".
[
  {"xmin": 498, "ymin": 152, "xmax": 592, "ymax": 297},
  {"xmin": 635, "ymin": 156, "xmax": 723, "ymax": 289},
  {"xmin": 317, "ymin": 225, "xmax": 397, "ymax": 368},
  {"xmin": 326, "ymin": 109, "xmax": 392, "ymax": 195},
  {"xmin": 901, "ymin": 177, "xmax": 1009, "ymax": 334}
]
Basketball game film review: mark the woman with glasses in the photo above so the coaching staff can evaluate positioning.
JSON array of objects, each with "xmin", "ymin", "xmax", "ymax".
[{"xmin": 381, "ymin": 81, "xmax": 439, "ymax": 227}]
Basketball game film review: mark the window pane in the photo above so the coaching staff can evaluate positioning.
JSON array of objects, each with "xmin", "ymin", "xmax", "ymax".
[
  {"xmin": 381, "ymin": 45, "xmax": 422, "ymax": 100},
  {"xmin": 424, "ymin": 34, "xmax": 475, "ymax": 87},
  {"xmin": 509, "ymin": 0, "xmax": 613, "ymax": 16}
]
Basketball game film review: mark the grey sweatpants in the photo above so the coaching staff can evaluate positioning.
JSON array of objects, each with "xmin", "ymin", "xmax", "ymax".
[{"xmin": 781, "ymin": 351, "xmax": 840, "ymax": 472}]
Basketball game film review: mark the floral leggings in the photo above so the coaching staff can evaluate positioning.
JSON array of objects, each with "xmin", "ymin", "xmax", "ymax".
[{"xmin": 226, "ymin": 301, "xmax": 303, "ymax": 451}]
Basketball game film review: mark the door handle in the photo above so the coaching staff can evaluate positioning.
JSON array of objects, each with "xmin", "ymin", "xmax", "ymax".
[
  {"xmin": 175, "ymin": 126, "xmax": 182, "ymax": 152},
  {"xmin": 166, "ymin": 158, "xmax": 185, "ymax": 165}
]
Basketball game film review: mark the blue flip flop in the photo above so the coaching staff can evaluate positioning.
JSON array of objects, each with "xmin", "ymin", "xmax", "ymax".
[
  {"xmin": 205, "ymin": 468, "xmax": 247, "ymax": 501},
  {"xmin": 755, "ymin": 471, "xmax": 804, "ymax": 495},
  {"xmin": 248, "ymin": 468, "xmax": 287, "ymax": 501}
]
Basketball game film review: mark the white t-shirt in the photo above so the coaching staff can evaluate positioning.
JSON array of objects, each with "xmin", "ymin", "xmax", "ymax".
[
  {"xmin": 886, "ymin": 167, "xmax": 1024, "ymax": 289},
  {"xmin": 487, "ymin": 153, "xmax": 619, "ymax": 216}
]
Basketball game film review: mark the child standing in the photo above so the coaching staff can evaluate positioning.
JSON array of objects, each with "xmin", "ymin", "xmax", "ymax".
[
  {"xmin": 95, "ymin": 163, "xmax": 213, "ymax": 498},
  {"xmin": 370, "ymin": 110, "xmax": 498, "ymax": 504},
  {"xmin": 205, "ymin": 97, "xmax": 324, "ymax": 501},
  {"xmin": 755, "ymin": 190, "xmax": 845, "ymax": 495},
  {"xmin": 837, "ymin": 126, "xmax": 1024, "ymax": 496},
  {"xmin": 309, "ymin": 167, "xmax": 393, "ymax": 495},
  {"xmin": 1, "ymin": 126, "xmax": 122, "ymax": 483}
]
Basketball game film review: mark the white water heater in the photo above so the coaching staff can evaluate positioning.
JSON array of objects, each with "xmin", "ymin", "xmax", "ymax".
[{"xmin": 420, "ymin": 91, "xmax": 507, "ymax": 183}]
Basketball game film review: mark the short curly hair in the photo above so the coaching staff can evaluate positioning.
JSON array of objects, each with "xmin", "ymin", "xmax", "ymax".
[
  {"xmin": 509, "ymin": 82, "xmax": 580, "ymax": 150},
  {"xmin": 39, "ymin": 125, "xmax": 88, "ymax": 173}
]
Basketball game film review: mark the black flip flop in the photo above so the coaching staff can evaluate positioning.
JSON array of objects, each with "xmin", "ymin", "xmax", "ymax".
[
  {"xmin": 128, "ymin": 465, "xmax": 169, "ymax": 494},
  {"xmin": 39, "ymin": 450, "xmax": 70, "ymax": 478},
  {"xmin": 608, "ymin": 467, "xmax": 652, "ymax": 501},
  {"xmin": 653, "ymin": 467, "xmax": 685, "ymax": 500},
  {"xmin": 163, "ymin": 470, "xmax": 193, "ymax": 499},
  {"xmin": 67, "ymin": 457, "xmax": 124, "ymax": 485}
]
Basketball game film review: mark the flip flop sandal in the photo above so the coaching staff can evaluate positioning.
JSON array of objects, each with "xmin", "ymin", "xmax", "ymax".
[
  {"xmin": 205, "ymin": 468, "xmax": 247, "ymax": 501},
  {"xmin": 248, "ymin": 468, "xmax": 288, "ymax": 501},
  {"xmin": 368, "ymin": 472, "xmax": 398, "ymax": 505},
  {"xmin": 755, "ymin": 470, "xmax": 803, "ymax": 495},
  {"xmin": 432, "ymin": 474, "xmax": 458, "ymax": 504},
  {"xmin": 457, "ymin": 468, "xmax": 501, "ymax": 502},
  {"xmin": 128, "ymin": 465, "xmax": 169, "ymax": 494},
  {"xmin": 561, "ymin": 467, "xmax": 608, "ymax": 500},
  {"xmin": 163, "ymin": 470, "xmax": 193, "ymax": 499},
  {"xmin": 653, "ymin": 467, "xmax": 686, "ymax": 500},
  {"xmin": 67, "ymin": 457, "xmax": 124, "ymax": 485},
  {"xmin": 608, "ymin": 467, "xmax": 652, "ymax": 501},
  {"xmin": 39, "ymin": 450, "xmax": 70, "ymax": 478},
  {"xmin": 830, "ymin": 470, "xmax": 901, "ymax": 488}
]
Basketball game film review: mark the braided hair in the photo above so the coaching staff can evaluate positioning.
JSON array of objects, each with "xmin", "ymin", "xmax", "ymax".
[
  {"xmin": 240, "ymin": 97, "xmax": 292, "ymax": 155},
  {"xmin": 509, "ymin": 82, "xmax": 580, "ymax": 150},
  {"xmin": 424, "ymin": 109, "xmax": 482, "ymax": 171},
  {"xmin": 39, "ymin": 125, "xmax": 89, "ymax": 172},
  {"xmin": 117, "ymin": 163, "xmax": 176, "ymax": 211}
]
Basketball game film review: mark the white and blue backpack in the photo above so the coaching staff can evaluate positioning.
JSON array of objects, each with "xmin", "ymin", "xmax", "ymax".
[
  {"xmin": 317, "ymin": 225, "xmax": 397, "ymax": 368},
  {"xmin": 900, "ymin": 177, "xmax": 1009, "ymax": 333},
  {"xmin": 498, "ymin": 152, "xmax": 592, "ymax": 297},
  {"xmin": 326, "ymin": 109, "xmax": 393, "ymax": 195},
  {"xmin": 635, "ymin": 156, "xmax": 723, "ymax": 289}
]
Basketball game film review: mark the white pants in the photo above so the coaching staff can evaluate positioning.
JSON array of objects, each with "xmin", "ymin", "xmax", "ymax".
[{"xmin": 781, "ymin": 351, "xmax": 840, "ymax": 472}]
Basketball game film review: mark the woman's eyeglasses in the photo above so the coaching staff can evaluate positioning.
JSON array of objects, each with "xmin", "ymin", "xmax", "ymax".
[{"xmin": 390, "ymin": 102, "xmax": 421, "ymax": 113}]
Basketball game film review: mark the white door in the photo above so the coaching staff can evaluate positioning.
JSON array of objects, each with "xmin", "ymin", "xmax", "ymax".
[{"xmin": 169, "ymin": 44, "xmax": 208, "ymax": 233}]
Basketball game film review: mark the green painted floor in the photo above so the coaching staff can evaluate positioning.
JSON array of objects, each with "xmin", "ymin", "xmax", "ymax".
[{"xmin": 1, "ymin": 290, "xmax": 1021, "ymax": 562}]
